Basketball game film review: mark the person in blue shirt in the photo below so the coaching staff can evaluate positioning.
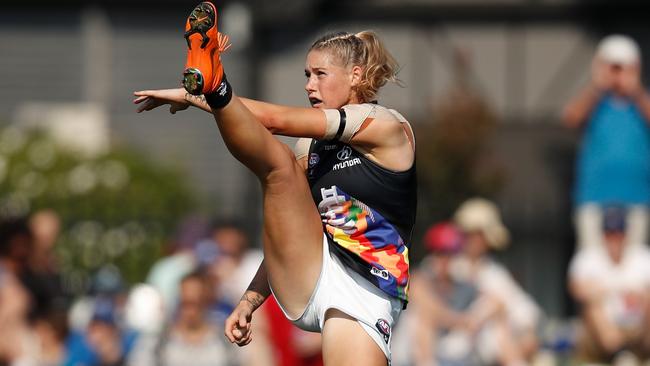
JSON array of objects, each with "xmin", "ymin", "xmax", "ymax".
[{"xmin": 563, "ymin": 34, "xmax": 650, "ymax": 249}]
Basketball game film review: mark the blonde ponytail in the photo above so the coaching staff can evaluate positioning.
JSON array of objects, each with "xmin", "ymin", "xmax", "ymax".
[{"xmin": 309, "ymin": 30, "xmax": 400, "ymax": 102}]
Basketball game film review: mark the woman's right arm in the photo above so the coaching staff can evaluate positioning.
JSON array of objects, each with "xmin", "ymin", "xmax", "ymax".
[{"xmin": 224, "ymin": 260, "xmax": 271, "ymax": 346}]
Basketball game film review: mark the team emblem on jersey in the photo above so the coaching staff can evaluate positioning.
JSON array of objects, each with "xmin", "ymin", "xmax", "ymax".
[
  {"xmin": 309, "ymin": 153, "xmax": 320, "ymax": 167},
  {"xmin": 375, "ymin": 319, "xmax": 391, "ymax": 343},
  {"xmin": 336, "ymin": 146, "xmax": 353, "ymax": 160}
]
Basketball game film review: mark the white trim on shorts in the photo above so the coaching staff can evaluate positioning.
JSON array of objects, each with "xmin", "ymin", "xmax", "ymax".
[{"xmin": 269, "ymin": 234, "xmax": 403, "ymax": 362}]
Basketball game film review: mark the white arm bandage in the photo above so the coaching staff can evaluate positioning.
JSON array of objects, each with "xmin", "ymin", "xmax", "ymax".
[
  {"xmin": 322, "ymin": 104, "xmax": 375, "ymax": 143},
  {"xmin": 293, "ymin": 138, "xmax": 313, "ymax": 160}
]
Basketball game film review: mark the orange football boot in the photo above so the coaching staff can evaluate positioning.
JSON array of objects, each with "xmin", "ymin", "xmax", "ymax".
[{"xmin": 182, "ymin": 2, "xmax": 231, "ymax": 95}]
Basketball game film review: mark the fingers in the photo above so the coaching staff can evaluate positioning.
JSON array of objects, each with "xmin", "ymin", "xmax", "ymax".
[
  {"xmin": 135, "ymin": 99, "xmax": 154, "ymax": 113},
  {"xmin": 224, "ymin": 323, "xmax": 236, "ymax": 343},
  {"xmin": 133, "ymin": 95, "xmax": 148, "ymax": 104},
  {"xmin": 225, "ymin": 313, "xmax": 249, "ymax": 340},
  {"xmin": 133, "ymin": 90, "xmax": 155, "ymax": 97},
  {"xmin": 233, "ymin": 325, "xmax": 252, "ymax": 346},
  {"xmin": 225, "ymin": 323, "xmax": 252, "ymax": 345},
  {"xmin": 224, "ymin": 309, "xmax": 253, "ymax": 346},
  {"xmin": 237, "ymin": 335, "xmax": 253, "ymax": 347},
  {"xmin": 238, "ymin": 313, "xmax": 249, "ymax": 328},
  {"xmin": 133, "ymin": 95, "xmax": 152, "ymax": 114},
  {"xmin": 169, "ymin": 103, "xmax": 189, "ymax": 114}
]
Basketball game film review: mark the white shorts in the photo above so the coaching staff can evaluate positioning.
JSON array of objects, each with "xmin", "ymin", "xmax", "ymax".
[{"xmin": 271, "ymin": 234, "xmax": 403, "ymax": 361}]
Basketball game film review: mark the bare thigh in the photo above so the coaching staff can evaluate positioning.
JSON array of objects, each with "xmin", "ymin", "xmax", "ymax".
[
  {"xmin": 212, "ymin": 98, "xmax": 325, "ymax": 318},
  {"xmin": 261, "ymin": 145, "xmax": 324, "ymax": 317},
  {"xmin": 322, "ymin": 309, "xmax": 387, "ymax": 366}
]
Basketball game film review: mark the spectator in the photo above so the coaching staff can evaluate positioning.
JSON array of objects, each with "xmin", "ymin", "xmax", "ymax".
[
  {"xmin": 452, "ymin": 198, "xmax": 542, "ymax": 365},
  {"xmin": 21, "ymin": 209, "xmax": 68, "ymax": 320},
  {"xmin": 127, "ymin": 271, "xmax": 234, "ymax": 366},
  {"xmin": 146, "ymin": 215, "xmax": 210, "ymax": 315},
  {"xmin": 20, "ymin": 309, "xmax": 71, "ymax": 366},
  {"xmin": 0, "ymin": 216, "xmax": 33, "ymax": 365},
  {"xmin": 569, "ymin": 206, "xmax": 650, "ymax": 363},
  {"xmin": 158, "ymin": 271, "xmax": 234, "ymax": 366},
  {"xmin": 205, "ymin": 220, "xmax": 273, "ymax": 366},
  {"xmin": 66, "ymin": 297, "xmax": 137, "ymax": 366},
  {"xmin": 563, "ymin": 34, "xmax": 650, "ymax": 249},
  {"xmin": 0, "ymin": 216, "xmax": 32, "ymax": 277},
  {"xmin": 67, "ymin": 267, "xmax": 137, "ymax": 366},
  {"xmin": 409, "ymin": 222, "xmax": 483, "ymax": 366},
  {"xmin": 207, "ymin": 219, "xmax": 263, "ymax": 305}
]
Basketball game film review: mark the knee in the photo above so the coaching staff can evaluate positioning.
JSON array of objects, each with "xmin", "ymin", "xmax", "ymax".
[{"xmin": 264, "ymin": 145, "xmax": 304, "ymax": 184}]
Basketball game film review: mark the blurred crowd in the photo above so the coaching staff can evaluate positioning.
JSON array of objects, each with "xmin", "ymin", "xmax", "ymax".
[
  {"xmin": 2, "ymin": 33, "xmax": 650, "ymax": 366},
  {"xmin": 0, "ymin": 213, "xmax": 322, "ymax": 366},
  {"xmin": 389, "ymin": 34, "xmax": 650, "ymax": 366}
]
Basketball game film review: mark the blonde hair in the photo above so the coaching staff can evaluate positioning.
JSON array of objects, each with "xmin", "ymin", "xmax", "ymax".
[{"xmin": 309, "ymin": 31, "xmax": 400, "ymax": 102}]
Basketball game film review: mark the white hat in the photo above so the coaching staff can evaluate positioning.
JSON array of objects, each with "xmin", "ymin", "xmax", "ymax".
[
  {"xmin": 454, "ymin": 198, "xmax": 510, "ymax": 250},
  {"xmin": 596, "ymin": 34, "xmax": 641, "ymax": 66}
]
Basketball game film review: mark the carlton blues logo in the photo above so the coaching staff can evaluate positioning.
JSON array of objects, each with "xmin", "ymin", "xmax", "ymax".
[{"xmin": 309, "ymin": 153, "xmax": 320, "ymax": 167}]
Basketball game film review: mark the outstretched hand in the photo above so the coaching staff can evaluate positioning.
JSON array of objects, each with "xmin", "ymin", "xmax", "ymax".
[
  {"xmin": 224, "ymin": 300, "xmax": 255, "ymax": 347},
  {"xmin": 133, "ymin": 88, "xmax": 190, "ymax": 114}
]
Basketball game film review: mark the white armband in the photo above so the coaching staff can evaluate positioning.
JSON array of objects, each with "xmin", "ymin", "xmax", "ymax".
[
  {"xmin": 322, "ymin": 104, "xmax": 374, "ymax": 143},
  {"xmin": 293, "ymin": 138, "xmax": 313, "ymax": 160}
]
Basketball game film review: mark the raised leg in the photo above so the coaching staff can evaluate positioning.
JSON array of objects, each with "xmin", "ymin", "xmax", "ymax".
[
  {"xmin": 181, "ymin": 0, "xmax": 325, "ymax": 327},
  {"xmin": 213, "ymin": 96, "xmax": 324, "ymax": 318}
]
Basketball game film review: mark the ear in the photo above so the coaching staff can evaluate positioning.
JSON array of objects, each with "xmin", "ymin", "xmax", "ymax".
[{"xmin": 350, "ymin": 65, "xmax": 363, "ymax": 87}]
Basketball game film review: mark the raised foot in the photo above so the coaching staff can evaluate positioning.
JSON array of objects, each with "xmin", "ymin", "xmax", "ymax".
[{"xmin": 183, "ymin": 2, "xmax": 215, "ymax": 49}]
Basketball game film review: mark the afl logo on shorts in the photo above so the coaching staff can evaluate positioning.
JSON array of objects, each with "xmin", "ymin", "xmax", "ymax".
[
  {"xmin": 336, "ymin": 146, "xmax": 353, "ymax": 160},
  {"xmin": 370, "ymin": 267, "xmax": 390, "ymax": 280},
  {"xmin": 375, "ymin": 319, "xmax": 391, "ymax": 344},
  {"xmin": 309, "ymin": 153, "xmax": 320, "ymax": 167}
]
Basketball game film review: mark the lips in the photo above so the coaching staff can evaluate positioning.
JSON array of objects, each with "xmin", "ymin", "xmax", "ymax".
[{"xmin": 309, "ymin": 97, "xmax": 322, "ymax": 108}]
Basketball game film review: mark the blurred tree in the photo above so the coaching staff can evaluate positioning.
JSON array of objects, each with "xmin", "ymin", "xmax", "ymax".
[
  {"xmin": 415, "ymin": 48, "xmax": 505, "ymax": 258},
  {"xmin": 0, "ymin": 126, "xmax": 196, "ymax": 294}
]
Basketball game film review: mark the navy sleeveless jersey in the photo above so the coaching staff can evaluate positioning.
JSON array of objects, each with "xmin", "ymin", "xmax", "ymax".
[{"xmin": 306, "ymin": 115, "xmax": 417, "ymax": 302}]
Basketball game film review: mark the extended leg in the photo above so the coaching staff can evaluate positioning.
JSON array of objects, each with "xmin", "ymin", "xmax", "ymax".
[
  {"xmin": 213, "ymin": 96, "xmax": 324, "ymax": 317},
  {"xmin": 182, "ymin": 0, "xmax": 323, "ymax": 320}
]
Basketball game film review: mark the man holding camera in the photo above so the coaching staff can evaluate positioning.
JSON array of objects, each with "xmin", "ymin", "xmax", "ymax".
[{"xmin": 563, "ymin": 34, "xmax": 650, "ymax": 249}]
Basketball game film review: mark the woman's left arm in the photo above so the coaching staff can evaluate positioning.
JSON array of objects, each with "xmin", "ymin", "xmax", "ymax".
[
  {"xmin": 133, "ymin": 88, "xmax": 329, "ymax": 139},
  {"xmin": 133, "ymin": 88, "xmax": 411, "ymax": 162}
]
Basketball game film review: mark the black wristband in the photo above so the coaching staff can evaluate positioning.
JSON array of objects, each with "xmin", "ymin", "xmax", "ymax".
[
  {"xmin": 333, "ymin": 109, "xmax": 347, "ymax": 141},
  {"xmin": 204, "ymin": 74, "xmax": 233, "ymax": 109}
]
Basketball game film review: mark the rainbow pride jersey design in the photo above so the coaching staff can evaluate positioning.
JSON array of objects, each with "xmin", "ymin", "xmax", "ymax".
[{"xmin": 306, "ymin": 111, "xmax": 416, "ymax": 303}]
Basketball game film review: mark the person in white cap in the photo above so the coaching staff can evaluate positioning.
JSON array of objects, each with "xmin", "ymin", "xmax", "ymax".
[
  {"xmin": 563, "ymin": 34, "xmax": 650, "ymax": 250},
  {"xmin": 451, "ymin": 198, "xmax": 541, "ymax": 366}
]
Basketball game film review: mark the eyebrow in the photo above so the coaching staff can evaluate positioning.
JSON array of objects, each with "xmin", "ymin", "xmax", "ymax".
[{"xmin": 305, "ymin": 66, "xmax": 326, "ymax": 72}]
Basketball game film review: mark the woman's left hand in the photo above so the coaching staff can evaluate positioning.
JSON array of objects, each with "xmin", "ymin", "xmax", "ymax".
[{"xmin": 133, "ymin": 88, "xmax": 190, "ymax": 114}]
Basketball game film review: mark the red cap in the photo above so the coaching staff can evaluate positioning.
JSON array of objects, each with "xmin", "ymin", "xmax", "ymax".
[{"xmin": 424, "ymin": 222, "xmax": 463, "ymax": 253}]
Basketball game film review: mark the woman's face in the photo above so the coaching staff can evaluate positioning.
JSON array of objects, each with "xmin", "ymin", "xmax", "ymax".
[{"xmin": 304, "ymin": 49, "xmax": 361, "ymax": 109}]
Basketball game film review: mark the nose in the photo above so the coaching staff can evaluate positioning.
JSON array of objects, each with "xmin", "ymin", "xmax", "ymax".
[{"xmin": 305, "ymin": 75, "xmax": 317, "ymax": 93}]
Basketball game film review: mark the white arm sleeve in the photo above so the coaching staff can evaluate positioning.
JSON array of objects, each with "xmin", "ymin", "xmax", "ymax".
[
  {"xmin": 322, "ymin": 104, "xmax": 375, "ymax": 143},
  {"xmin": 293, "ymin": 138, "xmax": 313, "ymax": 160}
]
